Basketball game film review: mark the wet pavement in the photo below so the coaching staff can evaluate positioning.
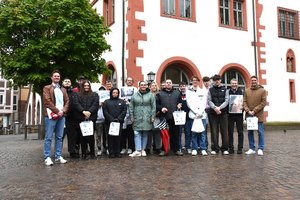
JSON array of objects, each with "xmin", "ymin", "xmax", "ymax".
[{"xmin": 0, "ymin": 130, "xmax": 299, "ymax": 200}]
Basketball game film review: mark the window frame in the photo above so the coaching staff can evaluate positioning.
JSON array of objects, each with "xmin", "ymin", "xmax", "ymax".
[
  {"xmin": 219, "ymin": 0, "xmax": 247, "ymax": 31},
  {"xmin": 277, "ymin": 7, "xmax": 300, "ymax": 40},
  {"xmin": 289, "ymin": 79, "xmax": 296, "ymax": 103},
  {"xmin": 161, "ymin": 0, "xmax": 196, "ymax": 22},
  {"xmin": 103, "ymin": 0, "xmax": 115, "ymax": 27}
]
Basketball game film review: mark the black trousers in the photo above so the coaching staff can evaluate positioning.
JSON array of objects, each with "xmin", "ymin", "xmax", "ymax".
[
  {"xmin": 208, "ymin": 113, "xmax": 229, "ymax": 152},
  {"xmin": 228, "ymin": 114, "xmax": 244, "ymax": 150},
  {"xmin": 121, "ymin": 124, "xmax": 135, "ymax": 150},
  {"xmin": 78, "ymin": 121, "xmax": 95, "ymax": 156},
  {"xmin": 107, "ymin": 123, "xmax": 123, "ymax": 155},
  {"xmin": 64, "ymin": 120, "xmax": 80, "ymax": 154}
]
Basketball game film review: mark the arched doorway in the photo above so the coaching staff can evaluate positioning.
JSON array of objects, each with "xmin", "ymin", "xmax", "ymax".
[
  {"xmin": 221, "ymin": 69, "xmax": 246, "ymax": 91},
  {"xmin": 160, "ymin": 64, "xmax": 190, "ymax": 88},
  {"xmin": 157, "ymin": 56, "xmax": 201, "ymax": 88},
  {"xmin": 107, "ymin": 64, "xmax": 117, "ymax": 87}
]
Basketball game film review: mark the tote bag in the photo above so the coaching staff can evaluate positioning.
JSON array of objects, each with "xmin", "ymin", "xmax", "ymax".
[
  {"xmin": 247, "ymin": 117, "xmax": 258, "ymax": 130},
  {"xmin": 173, "ymin": 110, "xmax": 186, "ymax": 125},
  {"xmin": 191, "ymin": 118, "xmax": 205, "ymax": 133},
  {"xmin": 79, "ymin": 121, "xmax": 94, "ymax": 136},
  {"xmin": 108, "ymin": 122, "xmax": 121, "ymax": 136}
]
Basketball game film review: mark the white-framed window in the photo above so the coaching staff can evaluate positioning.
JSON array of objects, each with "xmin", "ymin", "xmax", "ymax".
[
  {"xmin": 180, "ymin": 0, "xmax": 191, "ymax": 18},
  {"xmin": 161, "ymin": 66, "xmax": 189, "ymax": 88},
  {"xmin": 220, "ymin": 0, "xmax": 230, "ymax": 25},
  {"xmin": 163, "ymin": 0, "xmax": 176, "ymax": 16},
  {"xmin": 222, "ymin": 70, "xmax": 246, "ymax": 91}
]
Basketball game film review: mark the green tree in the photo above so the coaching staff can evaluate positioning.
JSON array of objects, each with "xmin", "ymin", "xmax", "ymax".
[{"xmin": 0, "ymin": 0, "xmax": 111, "ymax": 94}]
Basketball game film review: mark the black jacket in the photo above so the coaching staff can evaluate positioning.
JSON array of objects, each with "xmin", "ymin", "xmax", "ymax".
[
  {"xmin": 156, "ymin": 88, "xmax": 182, "ymax": 120},
  {"xmin": 103, "ymin": 98, "xmax": 127, "ymax": 124},
  {"xmin": 73, "ymin": 92, "xmax": 99, "ymax": 122}
]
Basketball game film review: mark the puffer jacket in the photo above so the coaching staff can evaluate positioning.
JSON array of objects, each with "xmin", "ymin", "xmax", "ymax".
[
  {"xmin": 129, "ymin": 89, "xmax": 156, "ymax": 131},
  {"xmin": 244, "ymin": 85, "xmax": 267, "ymax": 122}
]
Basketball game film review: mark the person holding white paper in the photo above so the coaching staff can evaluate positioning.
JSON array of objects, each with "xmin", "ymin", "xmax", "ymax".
[
  {"xmin": 244, "ymin": 76, "xmax": 267, "ymax": 156},
  {"xmin": 186, "ymin": 75, "xmax": 208, "ymax": 156},
  {"xmin": 73, "ymin": 80, "xmax": 99, "ymax": 159},
  {"xmin": 103, "ymin": 88, "xmax": 127, "ymax": 158}
]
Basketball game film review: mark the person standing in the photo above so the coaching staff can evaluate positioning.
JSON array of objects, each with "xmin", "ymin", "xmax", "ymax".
[
  {"xmin": 244, "ymin": 76, "xmax": 267, "ymax": 156},
  {"xmin": 178, "ymin": 82, "xmax": 191, "ymax": 154},
  {"xmin": 186, "ymin": 76, "xmax": 208, "ymax": 156},
  {"xmin": 129, "ymin": 81, "xmax": 156, "ymax": 157},
  {"xmin": 156, "ymin": 79, "xmax": 183, "ymax": 156},
  {"xmin": 146, "ymin": 82, "xmax": 162, "ymax": 154},
  {"xmin": 74, "ymin": 80, "xmax": 99, "ymax": 159},
  {"xmin": 120, "ymin": 77, "xmax": 137, "ymax": 155},
  {"xmin": 207, "ymin": 74, "xmax": 229, "ymax": 155},
  {"xmin": 227, "ymin": 78, "xmax": 244, "ymax": 154},
  {"xmin": 62, "ymin": 78, "xmax": 80, "ymax": 158},
  {"xmin": 43, "ymin": 70, "xmax": 69, "ymax": 166},
  {"xmin": 202, "ymin": 76, "xmax": 211, "ymax": 150},
  {"xmin": 103, "ymin": 88, "xmax": 127, "ymax": 158}
]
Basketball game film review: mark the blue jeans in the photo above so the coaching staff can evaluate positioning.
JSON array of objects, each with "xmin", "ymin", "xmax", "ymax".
[
  {"xmin": 44, "ymin": 117, "xmax": 65, "ymax": 159},
  {"xmin": 179, "ymin": 120, "xmax": 192, "ymax": 150},
  {"xmin": 134, "ymin": 130, "xmax": 149, "ymax": 151},
  {"xmin": 248, "ymin": 122, "xmax": 265, "ymax": 150},
  {"xmin": 191, "ymin": 119, "xmax": 207, "ymax": 150}
]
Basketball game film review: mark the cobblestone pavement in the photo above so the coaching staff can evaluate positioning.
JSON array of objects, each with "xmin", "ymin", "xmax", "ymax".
[{"xmin": 0, "ymin": 130, "xmax": 299, "ymax": 200}]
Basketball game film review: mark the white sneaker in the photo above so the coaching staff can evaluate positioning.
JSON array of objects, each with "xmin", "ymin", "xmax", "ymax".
[
  {"xmin": 129, "ymin": 151, "xmax": 141, "ymax": 157},
  {"xmin": 223, "ymin": 151, "xmax": 229, "ymax": 155},
  {"xmin": 191, "ymin": 150, "xmax": 197, "ymax": 156},
  {"xmin": 141, "ymin": 150, "xmax": 147, "ymax": 157},
  {"xmin": 127, "ymin": 149, "xmax": 132, "ymax": 154},
  {"xmin": 257, "ymin": 149, "xmax": 264, "ymax": 156},
  {"xmin": 97, "ymin": 150, "xmax": 102, "ymax": 156},
  {"xmin": 45, "ymin": 157, "xmax": 53, "ymax": 166},
  {"xmin": 187, "ymin": 149, "xmax": 192, "ymax": 154},
  {"xmin": 55, "ymin": 156, "xmax": 67, "ymax": 164},
  {"xmin": 245, "ymin": 149, "xmax": 256, "ymax": 155},
  {"xmin": 120, "ymin": 149, "xmax": 126, "ymax": 154},
  {"xmin": 211, "ymin": 151, "xmax": 217, "ymax": 155},
  {"xmin": 201, "ymin": 150, "xmax": 208, "ymax": 156}
]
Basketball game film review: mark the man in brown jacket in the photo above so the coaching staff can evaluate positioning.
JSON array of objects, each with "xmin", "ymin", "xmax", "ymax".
[
  {"xmin": 43, "ymin": 70, "xmax": 69, "ymax": 166},
  {"xmin": 244, "ymin": 76, "xmax": 267, "ymax": 156}
]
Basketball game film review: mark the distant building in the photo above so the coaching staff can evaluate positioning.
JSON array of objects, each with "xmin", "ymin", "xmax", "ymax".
[{"xmin": 91, "ymin": 0, "xmax": 300, "ymax": 123}]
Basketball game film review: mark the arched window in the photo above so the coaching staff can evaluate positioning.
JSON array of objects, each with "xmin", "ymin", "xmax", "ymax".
[
  {"xmin": 107, "ymin": 65, "xmax": 117, "ymax": 87},
  {"xmin": 161, "ymin": 64, "xmax": 189, "ymax": 88},
  {"xmin": 222, "ymin": 69, "xmax": 246, "ymax": 91},
  {"xmin": 287, "ymin": 49, "xmax": 296, "ymax": 73}
]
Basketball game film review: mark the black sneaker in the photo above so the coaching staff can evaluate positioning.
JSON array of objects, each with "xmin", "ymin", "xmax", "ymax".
[
  {"xmin": 237, "ymin": 149, "xmax": 243, "ymax": 154},
  {"xmin": 229, "ymin": 149, "xmax": 234, "ymax": 154}
]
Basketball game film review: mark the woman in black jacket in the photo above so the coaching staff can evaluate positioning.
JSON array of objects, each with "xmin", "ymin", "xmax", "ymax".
[
  {"xmin": 74, "ymin": 80, "xmax": 99, "ymax": 159},
  {"xmin": 103, "ymin": 88, "xmax": 127, "ymax": 158}
]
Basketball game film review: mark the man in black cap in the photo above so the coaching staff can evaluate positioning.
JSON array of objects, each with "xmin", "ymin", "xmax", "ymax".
[{"xmin": 207, "ymin": 74, "xmax": 229, "ymax": 155}]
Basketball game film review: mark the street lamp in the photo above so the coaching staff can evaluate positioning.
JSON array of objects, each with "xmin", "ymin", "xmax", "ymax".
[{"xmin": 147, "ymin": 71, "xmax": 156, "ymax": 84}]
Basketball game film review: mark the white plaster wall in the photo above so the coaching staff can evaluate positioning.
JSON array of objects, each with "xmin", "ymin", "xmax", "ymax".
[
  {"xmin": 94, "ymin": 0, "xmax": 300, "ymax": 122},
  {"xmin": 259, "ymin": 0, "xmax": 300, "ymax": 121}
]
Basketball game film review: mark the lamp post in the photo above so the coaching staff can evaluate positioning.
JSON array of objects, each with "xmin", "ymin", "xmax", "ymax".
[{"xmin": 147, "ymin": 71, "xmax": 156, "ymax": 86}]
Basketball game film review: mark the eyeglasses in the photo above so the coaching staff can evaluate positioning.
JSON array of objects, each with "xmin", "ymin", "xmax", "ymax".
[{"xmin": 140, "ymin": 84, "xmax": 147, "ymax": 86}]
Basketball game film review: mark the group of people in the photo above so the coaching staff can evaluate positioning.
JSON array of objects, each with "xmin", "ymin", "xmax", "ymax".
[{"xmin": 43, "ymin": 70, "xmax": 267, "ymax": 166}]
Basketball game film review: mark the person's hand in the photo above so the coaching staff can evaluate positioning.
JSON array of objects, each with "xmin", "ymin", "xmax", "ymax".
[
  {"xmin": 248, "ymin": 111, "xmax": 255, "ymax": 116},
  {"xmin": 214, "ymin": 107, "xmax": 221, "ymax": 115},
  {"xmin": 58, "ymin": 111, "xmax": 64, "ymax": 117},
  {"xmin": 177, "ymin": 103, "xmax": 182, "ymax": 109},
  {"xmin": 161, "ymin": 107, "xmax": 168, "ymax": 113}
]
